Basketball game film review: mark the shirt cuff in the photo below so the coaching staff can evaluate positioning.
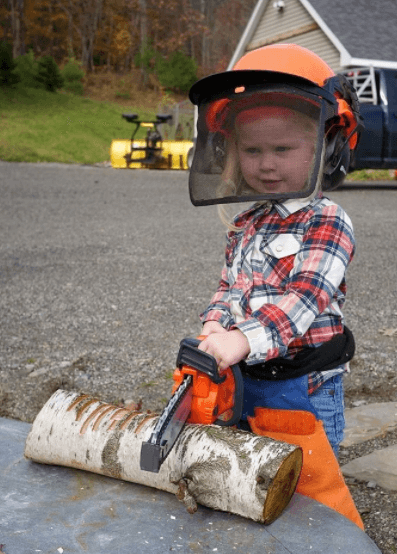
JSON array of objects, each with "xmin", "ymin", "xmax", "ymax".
[
  {"xmin": 200, "ymin": 308, "xmax": 235, "ymax": 329},
  {"xmin": 233, "ymin": 319, "xmax": 273, "ymax": 364}
]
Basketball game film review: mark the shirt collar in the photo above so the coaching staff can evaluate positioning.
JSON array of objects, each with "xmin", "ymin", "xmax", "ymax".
[
  {"xmin": 233, "ymin": 195, "xmax": 320, "ymax": 228},
  {"xmin": 274, "ymin": 197, "xmax": 314, "ymax": 219}
]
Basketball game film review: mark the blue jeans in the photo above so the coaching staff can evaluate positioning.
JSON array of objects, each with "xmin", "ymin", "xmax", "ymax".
[
  {"xmin": 240, "ymin": 372, "xmax": 345, "ymax": 458},
  {"xmin": 308, "ymin": 374, "xmax": 345, "ymax": 457}
]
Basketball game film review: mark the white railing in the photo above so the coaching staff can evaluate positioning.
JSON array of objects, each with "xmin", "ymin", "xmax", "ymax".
[
  {"xmin": 158, "ymin": 99, "xmax": 195, "ymax": 140},
  {"xmin": 341, "ymin": 67, "xmax": 378, "ymax": 105}
]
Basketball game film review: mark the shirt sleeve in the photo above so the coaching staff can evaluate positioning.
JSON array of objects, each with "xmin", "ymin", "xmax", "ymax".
[
  {"xmin": 233, "ymin": 204, "xmax": 355, "ymax": 363},
  {"xmin": 200, "ymin": 263, "xmax": 236, "ymax": 329}
]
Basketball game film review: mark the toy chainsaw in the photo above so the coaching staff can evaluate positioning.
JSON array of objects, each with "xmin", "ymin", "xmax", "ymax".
[{"xmin": 140, "ymin": 337, "xmax": 244, "ymax": 472}]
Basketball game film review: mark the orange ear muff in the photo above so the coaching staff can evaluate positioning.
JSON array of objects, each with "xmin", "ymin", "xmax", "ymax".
[
  {"xmin": 206, "ymin": 98, "xmax": 231, "ymax": 133},
  {"xmin": 336, "ymin": 98, "xmax": 359, "ymax": 149}
]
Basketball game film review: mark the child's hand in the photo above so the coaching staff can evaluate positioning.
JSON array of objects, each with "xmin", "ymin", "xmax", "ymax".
[
  {"xmin": 201, "ymin": 321, "xmax": 227, "ymax": 336},
  {"xmin": 198, "ymin": 329, "xmax": 250, "ymax": 371}
]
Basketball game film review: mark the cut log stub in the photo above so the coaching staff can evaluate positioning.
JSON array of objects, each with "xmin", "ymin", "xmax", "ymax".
[{"xmin": 24, "ymin": 389, "xmax": 303, "ymax": 524}]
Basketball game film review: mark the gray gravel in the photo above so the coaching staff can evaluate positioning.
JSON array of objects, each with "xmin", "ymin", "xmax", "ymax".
[{"xmin": 1, "ymin": 162, "xmax": 396, "ymax": 552}]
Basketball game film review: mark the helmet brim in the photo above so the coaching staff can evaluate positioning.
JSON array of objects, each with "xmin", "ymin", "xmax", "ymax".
[{"xmin": 189, "ymin": 70, "xmax": 336, "ymax": 107}]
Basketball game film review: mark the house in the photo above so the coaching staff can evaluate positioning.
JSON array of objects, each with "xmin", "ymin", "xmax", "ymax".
[
  {"xmin": 190, "ymin": 0, "xmax": 397, "ymax": 168},
  {"xmin": 228, "ymin": 0, "xmax": 397, "ymax": 72}
]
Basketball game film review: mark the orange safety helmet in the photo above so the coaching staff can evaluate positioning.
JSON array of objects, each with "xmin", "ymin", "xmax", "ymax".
[
  {"xmin": 233, "ymin": 43, "xmax": 334, "ymax": 84},
  {"xmin": 188, "ymin": 44, "xmax": 363, "ymax": 205}
]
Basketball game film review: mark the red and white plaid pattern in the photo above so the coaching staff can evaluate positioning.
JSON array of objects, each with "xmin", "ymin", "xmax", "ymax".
[{"xmin": 200, "ymin": 196, "xmax": 355, "ymax": 393}]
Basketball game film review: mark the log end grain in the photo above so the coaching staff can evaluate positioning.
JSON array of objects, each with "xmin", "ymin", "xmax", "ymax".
[{"xmin": 262, "ymin": 448, "xmax": 303, "ymax": 524}]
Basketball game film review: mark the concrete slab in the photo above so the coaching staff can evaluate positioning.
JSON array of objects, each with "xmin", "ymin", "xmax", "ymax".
[
  {"xmin": 0, "ymin": 417, "xmax": 381, "ymax": 554},
  {"xmin": 342, "ymin": 402, "xmax": 397, "ymax": 447},
  {"xmin": 342, "ymin": 444, "xmax": 397, "ymax": 491}
]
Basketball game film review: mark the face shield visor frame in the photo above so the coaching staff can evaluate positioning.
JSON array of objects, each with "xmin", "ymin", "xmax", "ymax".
[{"xmin": 189, "ymin": 79, "xmax": 338, "ymax": 207}]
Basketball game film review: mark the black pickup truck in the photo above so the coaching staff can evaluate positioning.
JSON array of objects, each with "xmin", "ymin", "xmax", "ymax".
[{"xmin": 343, "ymin": 67, "xmax": 397, "ymax": 170}]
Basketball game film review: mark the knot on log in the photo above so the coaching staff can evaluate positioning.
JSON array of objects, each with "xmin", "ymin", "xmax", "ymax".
[{"xmin": 174, "ymin": 478, "xmax": 198, "ymax": 514}]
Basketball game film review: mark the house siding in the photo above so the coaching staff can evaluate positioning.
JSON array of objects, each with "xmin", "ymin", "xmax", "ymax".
[
  {"xmin": 248, "ymin": 0, "xmax": 313, "ymax": 46},
  {"xmin": 278, "ymin": 29, "xmax": 342, "ymax": 71},
  {"xmin": 246, "ymin": 0, "xmax": 342, "ymax": 72}
]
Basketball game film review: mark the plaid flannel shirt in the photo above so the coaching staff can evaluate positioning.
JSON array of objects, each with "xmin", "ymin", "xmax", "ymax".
[{"xmin": 200, "ymin": 196, "xmax": 355, "ymax": 394}]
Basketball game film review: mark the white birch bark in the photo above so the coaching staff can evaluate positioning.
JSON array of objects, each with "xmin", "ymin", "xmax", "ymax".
[{"xmin": 25, "ymin": 389, "xmax": 302, "ymax": 524}]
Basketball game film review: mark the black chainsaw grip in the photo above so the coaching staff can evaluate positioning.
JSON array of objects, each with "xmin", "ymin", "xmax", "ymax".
[
  {"xmin": 176, "ymin": 338, "xmax": 226, "ymax": 384},
  {"xmin": 176, "ymin": 338, "xmax": 244, "ymax": 426}
]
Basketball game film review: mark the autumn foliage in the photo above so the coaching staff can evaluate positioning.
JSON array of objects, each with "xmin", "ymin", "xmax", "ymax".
[{"xmin": 1, "ymin": 0, "xmax": 257, "ymax": 81}]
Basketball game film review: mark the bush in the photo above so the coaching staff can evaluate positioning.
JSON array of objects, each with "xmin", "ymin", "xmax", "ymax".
[
  {"xmin": 155, "ymin": 51, "xmax": 197, "ymax": 94},
  {"xmin": 61, "ymin": 57, "xmax": 84, "ymax": 95},
  {"xmin": 0, "ymin": 41, "xmax": 20, "ymax": 87},
  {"xmin": 14, "ymin": 50, "xmax": 39, "ymax": 88},
  {"xmin": 36, "ymin": 56, "xmax": 64, "ymax": 92}
]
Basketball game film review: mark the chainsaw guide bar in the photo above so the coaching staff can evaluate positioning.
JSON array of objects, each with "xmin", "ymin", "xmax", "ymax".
[{"xmin": 140, "ymin": 375, "xmax": 193, "ymax": 473}]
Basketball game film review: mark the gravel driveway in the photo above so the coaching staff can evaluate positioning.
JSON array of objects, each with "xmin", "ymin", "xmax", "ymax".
[{"xmin": 1, "ymin": 161, "xmax": 396, "ymax": 551}]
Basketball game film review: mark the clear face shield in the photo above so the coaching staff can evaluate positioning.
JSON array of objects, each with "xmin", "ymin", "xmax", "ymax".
[{"xmin": 189, "ymin": 89, "xmax": 327, "ymax": 206}]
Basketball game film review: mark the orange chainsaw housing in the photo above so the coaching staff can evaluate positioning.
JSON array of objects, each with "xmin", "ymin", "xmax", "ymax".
[{"xmin": 171, "ymin": 364, "xmax": 237, "ymax": 425}]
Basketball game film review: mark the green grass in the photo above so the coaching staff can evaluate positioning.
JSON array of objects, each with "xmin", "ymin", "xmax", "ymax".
[
  {"xmin": 348, "ymin": 168, "xmax": 396, "ymax": 181},
  {"xmin": 1, "ymin": 85, "xmax": 396, "ymax": 179},
  {"xmin": 0, "ymin": 85, "xmax": 155, "ymax": 164}
]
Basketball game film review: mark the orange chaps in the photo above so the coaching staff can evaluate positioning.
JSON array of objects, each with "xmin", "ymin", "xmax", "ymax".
[{"xmin": 248, "ymin": 408, "xmax": 364, "ymax": 530}]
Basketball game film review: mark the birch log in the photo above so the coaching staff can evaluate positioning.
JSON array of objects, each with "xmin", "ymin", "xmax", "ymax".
[{"xmin": 24, "ymin": 389, "xmax": 302, "ymax": 524}]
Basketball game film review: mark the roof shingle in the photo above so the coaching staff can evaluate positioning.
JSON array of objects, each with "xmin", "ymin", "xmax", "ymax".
[{"xmin": 309, "ymin": 0, "xmax": 397, "ymax": 62}]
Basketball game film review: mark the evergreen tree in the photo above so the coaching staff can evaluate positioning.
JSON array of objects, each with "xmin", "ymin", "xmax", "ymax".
[
  {"xmin": 36, "ymin": 56, "xmax": 64, "ymax": 92},
  {"xmin": 0, "ymin": 42, "xmax": 21, "ymax": 87},
  {"xmin": 155, "ymin": 51, "xmax": 197, "ymax": 94}
]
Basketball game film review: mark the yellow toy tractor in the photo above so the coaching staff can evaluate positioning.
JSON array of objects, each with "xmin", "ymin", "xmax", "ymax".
[{"xmin": 110, "ymin": 113, "xmax": 194, "ymax": 170}]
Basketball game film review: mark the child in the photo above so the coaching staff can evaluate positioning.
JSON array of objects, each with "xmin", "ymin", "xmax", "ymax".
[
  {"xmin": 187, "ymin": 43, "xmax": 366, "ymax": 529},
  {"xmin": 188, "ymin": 44, "xmax": 363, "ymax": 457}
]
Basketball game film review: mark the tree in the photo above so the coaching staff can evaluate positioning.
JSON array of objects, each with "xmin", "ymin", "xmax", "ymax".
[
  {"xmin": 25, "ymin": 0, "xmax": 69, "ymax": 61},
  {"xmin": 8, "ymin": 0, "xmax": 25, "ymax": 58},
  {"xmin": 1, "ymin": 0, "xmax": 257, "ymax": 78},
  {"xmin": 155, "ymin": 51, "xmax": 197, "ymax": 93},
  {"xmin": 54, "ymin": 0, "xmax": 104, "ymax": 71},
  {"xmin": 61, "ymin": 56, "xmax": 84, "ymax": 94},
  {"xmin": 0, "ymin": 40, "xmax": 20, "ymax": 87},
  {"xmin": 14, "ymin": 49, "xmax": 39, "ymax": 87},
  {"xmin": 36, "ymin": 55, "xmax": 64, "ymax": 91}
]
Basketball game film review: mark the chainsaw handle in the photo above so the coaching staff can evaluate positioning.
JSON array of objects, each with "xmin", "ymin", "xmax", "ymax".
[
  {"xmin": 214, "ymin": 362, "xmax": 244, "ymax": 427},
  {"xmin": 176, "ymin": 337, "xmax": 244, "ymax": 426},
  {"xmin": 176, "ymin": 337, "xmax": 226, "ymax": 384}
]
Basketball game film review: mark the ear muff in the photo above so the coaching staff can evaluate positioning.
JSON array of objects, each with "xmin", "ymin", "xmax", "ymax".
[
  {"xmin": 336, "ymin": 98, "xmax": 360, "ymax": 150},
  {"xmin": 323, "ymin": 130, "xmax": 351, "ymax": 191},
  {"xmin": 206, "ymin": 99, "xmax": 230, "ymax": 134}
]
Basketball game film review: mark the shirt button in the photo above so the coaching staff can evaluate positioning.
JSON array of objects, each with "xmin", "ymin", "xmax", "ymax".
[{"xmin": 276, "ymin": 245, "xmax": 283, "ymax": 252}]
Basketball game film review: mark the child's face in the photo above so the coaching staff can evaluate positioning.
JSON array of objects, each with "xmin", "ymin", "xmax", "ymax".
[{"xmin": 235, "ymin": 106, "xmax": 316, "ymax": 195}]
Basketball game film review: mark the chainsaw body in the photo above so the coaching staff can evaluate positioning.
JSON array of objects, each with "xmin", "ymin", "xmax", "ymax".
[
  {"xmin": 140, "ymin": 337, "xmax": 243, "ymax": 472},
  {"xmin": 172, "ymin": 338, "xmax": 243, "ymax": 426}
]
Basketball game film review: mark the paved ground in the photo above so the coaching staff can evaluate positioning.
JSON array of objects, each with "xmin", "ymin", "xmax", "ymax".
[
  {"xmin": 0, "ymin": 162, "xmax": 397, "ymax": 552},
  {"xmin": 0, "ymin": 415, "xmax": 381, "ymax": 554}
]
